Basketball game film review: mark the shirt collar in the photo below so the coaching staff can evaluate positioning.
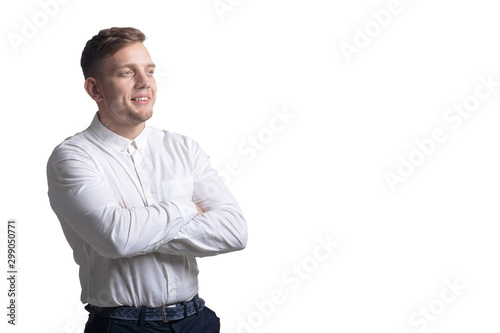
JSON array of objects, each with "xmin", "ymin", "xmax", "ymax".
[{"xmin": 89, "ymin": 113, "xmax": 151, "ymax": 155}]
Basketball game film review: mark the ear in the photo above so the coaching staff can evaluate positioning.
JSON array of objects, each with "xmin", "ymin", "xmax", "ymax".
[{"xmin": 84, "ymin": 77, "xmax": 104, "ymax": 102}]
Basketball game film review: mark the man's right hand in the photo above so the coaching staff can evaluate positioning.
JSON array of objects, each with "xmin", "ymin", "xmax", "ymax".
[{"xmin": 194, "ymin": 202, "xmax": 204, "ymax": 216}]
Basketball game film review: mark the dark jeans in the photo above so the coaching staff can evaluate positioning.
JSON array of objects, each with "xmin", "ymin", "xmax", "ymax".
[{"xmin": 84, "ymin": 306, "xmax": 220, "ymax": 333}]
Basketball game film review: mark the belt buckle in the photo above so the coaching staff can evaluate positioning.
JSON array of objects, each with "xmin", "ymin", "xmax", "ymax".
[{"xmin": 161, "ymin": 305, "xmax": 169, "ymax": 323}]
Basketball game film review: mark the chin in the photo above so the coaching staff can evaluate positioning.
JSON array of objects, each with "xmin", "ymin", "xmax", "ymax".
[{"xmin": 127, "ymin": 109, "xmax": 153, "ymax": 124}]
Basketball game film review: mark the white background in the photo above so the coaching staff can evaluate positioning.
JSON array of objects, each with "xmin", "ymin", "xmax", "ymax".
[{"xmin": 1, "ymin": 0, "xmax": 500, "ymax": 332}]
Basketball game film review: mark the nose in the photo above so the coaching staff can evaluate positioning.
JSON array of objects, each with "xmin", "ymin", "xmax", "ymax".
[{"xmin": 135, "ymin": 71, "xmax": 151, "ymax": 89}]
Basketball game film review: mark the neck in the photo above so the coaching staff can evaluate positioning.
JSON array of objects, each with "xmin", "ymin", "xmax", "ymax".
[{"xmin": 97, "ymin": 112, "xmax": 145, "ymax": 140}]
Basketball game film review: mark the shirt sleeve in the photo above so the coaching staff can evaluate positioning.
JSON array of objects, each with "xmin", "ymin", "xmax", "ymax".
[
  {"xmin": 47, "ymin": 144, "xmax": 198, "ymax": 259},
  {"xmin": 155, "ymin": 138, "xmax": 248, "ymax": 257}
]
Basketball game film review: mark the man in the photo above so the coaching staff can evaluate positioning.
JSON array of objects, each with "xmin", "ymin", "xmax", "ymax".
[{"xmin": 47, "ymin": 27, "xmax": 248, "ymax": 333}]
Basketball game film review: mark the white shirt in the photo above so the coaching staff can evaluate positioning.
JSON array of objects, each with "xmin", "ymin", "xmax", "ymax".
[{"xmin": 47, "ymin": 114, "xmax": 247, "ymax": 307}]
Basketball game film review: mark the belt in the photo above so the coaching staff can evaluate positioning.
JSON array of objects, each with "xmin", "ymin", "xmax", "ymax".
[{"xmin": 87, "ymin": 294, "xmax": 205, "ymax": 323}]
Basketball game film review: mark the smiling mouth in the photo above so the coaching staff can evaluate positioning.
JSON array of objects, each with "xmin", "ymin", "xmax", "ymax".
[{"xmin": 132, "ymin": 97, "xmax": 150, "ymax": 101}]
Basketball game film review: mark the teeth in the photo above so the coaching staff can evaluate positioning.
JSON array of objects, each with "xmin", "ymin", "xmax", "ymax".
[{"xmin": 134, "ymin": 97, "xmax": 149, "ymax": 101}]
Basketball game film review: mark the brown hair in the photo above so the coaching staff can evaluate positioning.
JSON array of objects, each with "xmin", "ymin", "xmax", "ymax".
[{"xmin": 81, "ymin": 27, "xmax": 146, "ymax": 79}]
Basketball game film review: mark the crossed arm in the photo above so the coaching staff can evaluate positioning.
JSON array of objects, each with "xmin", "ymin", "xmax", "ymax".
[{"xmin": 47, "ymin": 139, "xmax": 247, "ymax": 259}]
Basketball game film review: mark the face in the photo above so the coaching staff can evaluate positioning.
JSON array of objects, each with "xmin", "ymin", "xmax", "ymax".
[{"xmin": 89, "ymin": 42, "xmax": 157, "ymax": 134}]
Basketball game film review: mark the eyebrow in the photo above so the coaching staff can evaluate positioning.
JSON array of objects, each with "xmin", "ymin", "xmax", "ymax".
[{"xmin": 114, "ymin": 63, "xmax": 156, "ymax": 71}]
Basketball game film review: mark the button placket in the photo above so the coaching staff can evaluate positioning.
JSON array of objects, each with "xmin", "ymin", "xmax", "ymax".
[
  {"xmin": 163, "ymin": 255, "xmax": 176, "ymax": 300},
  {"xmin": 129, "ymin": 142, "xmax": 156, "ymax": 206}
]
